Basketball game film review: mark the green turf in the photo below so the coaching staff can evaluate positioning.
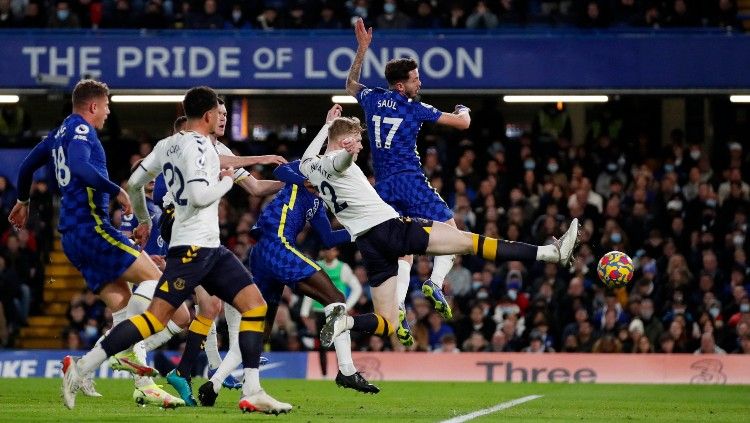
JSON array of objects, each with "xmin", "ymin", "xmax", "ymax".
[{"xmin": 1, "ymin": 378, "xmax": 748, "ymax": 422}]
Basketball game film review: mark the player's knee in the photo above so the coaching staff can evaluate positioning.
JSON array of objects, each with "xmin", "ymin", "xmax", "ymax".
[
  {"xmin": 169, "ymin": 303, "xmax": 191, "ymax": 328},
  {"xmin": 197, "ymin": 295, "xmax": 221, "ymax": 319}
]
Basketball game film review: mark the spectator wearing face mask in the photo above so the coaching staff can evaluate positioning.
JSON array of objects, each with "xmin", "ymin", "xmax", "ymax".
[
  {"xmin": 376, "ymin": 0, "xmax": 410, "ymax": 29},
  {"xmin": 48, "ymin": 0, "xmax": 80, "ymax": 28}
]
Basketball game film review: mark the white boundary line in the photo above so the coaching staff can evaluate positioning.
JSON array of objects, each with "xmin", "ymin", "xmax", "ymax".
[{"xmin": 440, "ymin": 394, "xmax": 544, "ymax": 423}]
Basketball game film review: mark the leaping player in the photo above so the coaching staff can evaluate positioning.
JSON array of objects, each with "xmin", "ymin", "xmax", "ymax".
[
  {"xmin": 346, "ymin": 18, "xmax": 473, "ymax": 345},
  {"xmin": 295, "ymin": 112, "xmax": 579, "ymax": 351}
]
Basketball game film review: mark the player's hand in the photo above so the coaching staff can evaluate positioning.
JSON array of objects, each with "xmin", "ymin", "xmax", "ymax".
[
  {"xmin": 326, "ymin": 104, "xmax": 342, "ymax": 123},
  {"xmin": 220, "ymin": 167, "xmax": 235, "ymax": 180},
  {"xmin": 117, "ymin": 188, "xmax": 132, "ymax": 215},
  {"xmin": 134, "ymin": 222, "xmax": 151, "ymax": 248},
  {"xmin": 149, "ymin": 254, "xmax": 166, "ymax": 271},
  {"xmin": 454, "ymin": 104, "xmax": 471, "ymax": 114},
  {"xmin": 354, "ymin": 18, "xmax": 372, "ymax": 49},
  {"xmin": 342, "ymin": 137, "xmax": 363, "ymax": 155},
  {"xmin": 8, "ymin": 201, "xmax": 29, "ymax": 230},
  {"xmin": 255, "ymin": 155, "xmax": 287, "ymax": 166}
]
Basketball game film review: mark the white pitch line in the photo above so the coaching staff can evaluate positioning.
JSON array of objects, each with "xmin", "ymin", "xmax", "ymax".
[{"xmin": 440, "ymin": 394, "xmax": 544, "ymax": 423}]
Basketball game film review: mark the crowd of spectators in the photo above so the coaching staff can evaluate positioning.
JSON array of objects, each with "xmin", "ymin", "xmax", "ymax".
[
  {"xmin": 0, "ymin": 0, "xmax": 744, "ymax": 31},
  {"xmin": 42, "ymin": 98, "xmax": 750, "ymax": 358},
  {"xmin": 0, "ymin": 176, "xmax": 52, "ymax": 347}
]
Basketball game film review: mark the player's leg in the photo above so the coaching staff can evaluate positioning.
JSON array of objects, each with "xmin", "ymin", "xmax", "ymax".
[
  {"xmin": 298, "ymin": 271, "xmax": 379, "ymax": 393},
  {"xmin": 399, "ymin": 174, "xmax": 456, "ymax": 320},
  {"xmin": 395, "ymin": 255, "xmax": 415, "ymax": 346},
  {"xmin": 64, "ymin": 232, "xmax": 155, "ymax": 398},
  {"xmin": 201, "ymin": 248, "xmax": 291, "ymax": 414},
  {"xmin": 63, "ymin": 296, "xmax": 179, "ymax": 409},
  {"xmin": 165, "ymin": 287, "xmax": 222, "ymax": 406},
  {"xmin": 200, "ymin": 301, "xmax": 244, "ymax": 405},
  {"xmin": 424, "ymin": 218, "xmax": 579, "ymax": 266}
]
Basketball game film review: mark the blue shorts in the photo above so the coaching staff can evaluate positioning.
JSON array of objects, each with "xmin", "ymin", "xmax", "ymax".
[
  {"xmin": 156, "ymin": 245, "xmax": 253, "ymax": 308},
  {"xmin": 62, "ymin": 224, "xmax": 140, "ymax": 293},
  {"xmin": 249, "ymin": 237, "xmax": 321, "ymax": 304},
  {"xmin": 375, "ymin": 172, "xmax": 453, "ymax": 222}
]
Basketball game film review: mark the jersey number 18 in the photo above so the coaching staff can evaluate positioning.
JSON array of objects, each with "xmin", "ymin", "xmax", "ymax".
[{"xmin": 372, "ymin": 115, "xmax": 403, "ymax": 149}]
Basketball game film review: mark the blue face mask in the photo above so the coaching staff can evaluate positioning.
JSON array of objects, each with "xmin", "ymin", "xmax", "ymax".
[
  {"xmin": 664, "ymin": 164, "xmax": 674, "ymax": 173},
  {"xmin": 355, "ymin": 6, "xmax": 368, "ymax": 17},
  {"xmin": 524, "ymin": 159, "xmax": 535, "ymax": 170},
  {"xmin": 611, "ymin": 232, "xmax": 622, "ymax": 243},
  {"xmin": 384, "ymin": 3, "xmax": 396, "ymax": 14},
  {"xmin": 84, "ymin": 326, "xmax": 98, "ymax": 338},
  {"xmin": 57, "ymin": 9, "xmax": 70, "ymax": 20}
]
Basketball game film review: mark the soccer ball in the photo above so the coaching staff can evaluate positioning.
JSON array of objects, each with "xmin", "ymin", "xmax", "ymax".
[{"xmin": 597, "ymin": 251, "xmax": 634, "ymax": 288}]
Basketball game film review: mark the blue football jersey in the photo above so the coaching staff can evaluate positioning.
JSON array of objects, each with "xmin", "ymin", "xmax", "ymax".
[
  {"xmin": 252, "ymin": 184, "xmax": 325, "ymax": 242},
  {"xmin": 47, "ymin": 114, "xmax": 118, "ymax": 232},
  {"xmin": 120, "ymin": 196, "xmax": 167, "ymax": 256},
  {"xmin": 357, "ymin": 87, "xmax": 442, "ymax": 181}
]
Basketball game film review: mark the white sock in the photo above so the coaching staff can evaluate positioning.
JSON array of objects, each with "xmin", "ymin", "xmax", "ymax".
[
  {"xmin": 210, "ymin": 343, "xmax": 241, "ymax": 393},
  {"xmin": 211, "ymin": 303, "xmax": 242, "ymax": 393},
  {"xmin": 241, "ymin": 368, "xmax": 261, "ymax": 396},
  {"xmin": 430, "ymin": 255, "xmax": 454, "ymax": 288},
  {"xmin": 334, "ymin": 330, "xmax": 356, "ymax": 376},
  {"xmin": 133, "ymin": 341, "xmax": 153, "ymax": 388},
  {"xmin": 143, "ymin": 320, "xmax": 182, "ymax": 352},
  {"xmin": 112, "ymin": 308, "xmax": 129, "ymax": 327},
  {"xmin": 396, "ymin": 260, "xmax": 412, "ymax": 304},
  {"xmin": 77, "ymin": 345, "xmax": 108, "ymax": 376},
  {"xmin": 536, "ymin": 244, "xmax": 559, "ymax": 262},
  {"xmin": 205, "ymin": 321, "xmax": 221, "ymax": 370}
]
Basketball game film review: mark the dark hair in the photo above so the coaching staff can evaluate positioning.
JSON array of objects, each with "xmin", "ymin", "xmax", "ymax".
[
  {"xmin": 385, "ymin": 58, "xmax": 418, "ymax": 86},
  {"xmin": 183, "ymin": 86, "xmax": 218, "ymax": 119},
  {"xmin": 173, "ymin": 115, "xmax": 188, "ymax": 133},
  {"xmin": 72, "ymin": 79, "xmax": 109, "ymax": 108}
]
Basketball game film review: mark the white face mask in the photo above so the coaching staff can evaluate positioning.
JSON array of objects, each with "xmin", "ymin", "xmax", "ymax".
[
  {"xmin": 690, "ymin": 150, "xmax": 701, "ymax": 160},
  {"xmin": 232, "ymin": 10, "xmax": 242, "ymax": 21}
]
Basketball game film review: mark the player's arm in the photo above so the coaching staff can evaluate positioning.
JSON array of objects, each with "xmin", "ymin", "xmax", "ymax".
[
  {"xmin": 9, "ymin": 134, "xmax": 53, "ymax": 228},
  {"xmin": 235, "ymin": 173, "xmax": 284, "ymax": 197},
  {"xmin": 340, "ymin": 263, "xmax": 362, "ymax": 310},
  {"xmin": 436, "ymin": 104, "xmax": 471, "ymax": 130},
  {"xmin": 128, "ymin": 151, "xmax": 160, "ymax": 227},
  {"xmin": 309, "ymin": 205, "xmax": 351, "ymax": 248},
  {"xmin": 345, "ymin": 18, "xmax": 372, "ymax": 97},
  {"xmin": 218, "ymin": 154, "xmax": 286, "ymax": 169},
  {"xmin": 66, "ymin": 134, "xmax": 132, "ymax": 214},
  {"xmin": 184, "ymin": 146, "xmax": 233, "ymax": 208},
  {"xmin": 299, "ymin": 105, "xmax": 342, "ymax": 176}
]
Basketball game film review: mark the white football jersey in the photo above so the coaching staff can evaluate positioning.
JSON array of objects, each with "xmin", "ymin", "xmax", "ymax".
[
  {"xmin": 300, "ymin": 151, "xmax": 398, "ymax": 238},
  {"xmin": 141, "ymin": 131, "xmax": 224, "ymax": 248}
]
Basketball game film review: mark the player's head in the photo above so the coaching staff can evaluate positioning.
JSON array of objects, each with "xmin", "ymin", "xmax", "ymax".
[
  {"xmin": 173, "ymin": 115, "xmax": 188, "ymax": 134},
  {"xmin": 183, "ymin": 86, "xmax": 219, "ymax": 132},
  {"xmin": 212, "ymin": 98, "xmax": 227, "ymax": 138},
  {"xmin": 72, "ymin": 79, "xmax": 110, "ymax": 129},
  {"xmin": 385, "ymin": 58, "xmax": 420, "ymax": 99},
  {"xmin": 327, "ymin": 116, "xmax": 364, "ymax": 151}
]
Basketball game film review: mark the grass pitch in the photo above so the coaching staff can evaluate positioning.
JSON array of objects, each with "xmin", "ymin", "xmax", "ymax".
[{"xmin": 1, "ymin": 378, "xmax": 748, "ymax": 422}]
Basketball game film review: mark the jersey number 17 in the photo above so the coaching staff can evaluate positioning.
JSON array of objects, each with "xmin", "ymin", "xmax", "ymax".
[{"xmin": 372, "ymin": 115, "xmax": 403, "ymax": 149}]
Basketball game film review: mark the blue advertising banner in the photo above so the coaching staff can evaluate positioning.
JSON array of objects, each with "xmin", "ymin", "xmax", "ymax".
[
  {"xmin": 0, "ymin": 29, "xmax": 749, "ymax": 90},
  {"xmin": 0, "ymin": 350, "xmax": 308, "ymax": 379}
]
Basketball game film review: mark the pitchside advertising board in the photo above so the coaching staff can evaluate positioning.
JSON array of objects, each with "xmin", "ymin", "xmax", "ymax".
[
  {"xmin": 2, "ymin": 351, "xmax": 749, "ymax": 384},
  {"xmin": 0, "ymin": 30, "xmax": 749, "ymax": 90}
]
